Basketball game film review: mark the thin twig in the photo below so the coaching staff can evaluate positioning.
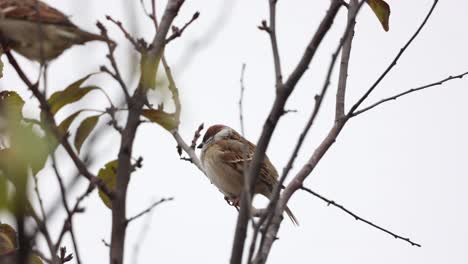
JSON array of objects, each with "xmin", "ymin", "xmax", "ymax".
[
  {"xmin": 96, "ymin": 22, "xmax": 132, "ymax": 102},
  {"xmin": 232, "ymin": 2, "xmax": 344, "ymax": 263},
  {"xmin": 258, "ymin": 0, "xmax": 283, "ymax": 89},
  {"xmin": 172, "ymin": 130, "xmax": 204, "ymax": 171},
  {"xmin": 252, "ymin": 4, "xmax": 365, "ymax": 262},
  {"xmin": 256, "ymin": 1, "xmax": 442, "ymax": 262},
  {"xmin": 351, "ymin": 71, "xmax": 468, "ymax": 117},
  {"xmin": 52, "ymin": 154, "xmax": 82, "ymax": 264},
  {"xmin": 110, "ymin": 1, "xmax": 186, "ymax": 262},
  {"xmin": 126, "ymin": 197, "xmax": 174, "ymax": 224},
  {"xmin": 300, "ymin": 186, "xmax": 421, "ymax": 247},
  {"xmin": 32, "ymin": 174, "xmax": 46, "ymax": 221},
  {"xmin": 165, "ymin": 12, "xmax": 200, "ymax": 44},
  {"xmin": 130, "ymin": 198, "xmax": 158, "ymax": 264},
  {"xmin": 189, "ymin": 123, "xmax": 204, "ymax": 150},
  {"xmin": 348, "ymin": 0, "xmax": 439, "ymax": 116},
  {"xmin": 239, "ymin": 64, "xmax": 247, "ymax": 136},
  {"xmin": 105, "ymin": 16, "xmax": 140, "ymax": 50}
]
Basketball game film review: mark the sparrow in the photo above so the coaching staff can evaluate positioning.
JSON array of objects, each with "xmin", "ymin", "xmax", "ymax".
[
  {"xmin": 198, "ymin": 124, "xmax": 298, "ymax": 225},
  {"xmin": 0, "ymin": 0, "xmax": 109, "ymax": 62}
]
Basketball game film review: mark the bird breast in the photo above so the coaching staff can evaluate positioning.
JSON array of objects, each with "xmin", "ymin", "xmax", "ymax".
[{"xmin": 201, "ymin": 145, "xmax": 244, "ymax": 198}]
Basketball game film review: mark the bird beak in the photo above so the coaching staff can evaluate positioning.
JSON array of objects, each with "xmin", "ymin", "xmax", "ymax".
[{"xmin": 197, "ymin": 143, "xmax": 204, "ymax": 149}]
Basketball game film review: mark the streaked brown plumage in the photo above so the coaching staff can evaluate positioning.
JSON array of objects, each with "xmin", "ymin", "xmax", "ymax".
[
  {"xmin": 199, "ymin": 124, "xmax": 298, "ymax": 225},
  {"xmin": 0, "ymin": 0, "xmax": 108, "ymax": 61}
]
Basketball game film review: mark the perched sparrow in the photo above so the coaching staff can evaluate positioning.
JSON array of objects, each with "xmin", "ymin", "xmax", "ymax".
[
  {"xmin": 0, "ymin": 0, "xmax": 108, "ymax": 62},
  {"xmin": 199, "ymin": 124, "xmax": 298, "ymax": 225}
]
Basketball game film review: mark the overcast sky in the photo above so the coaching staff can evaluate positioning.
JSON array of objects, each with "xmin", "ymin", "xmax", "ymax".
[{"xmin": 1, "ymin": 0, "xmax": 467, "ymax": 263}]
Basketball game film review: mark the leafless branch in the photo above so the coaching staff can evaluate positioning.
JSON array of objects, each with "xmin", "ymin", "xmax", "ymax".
[
  {"xmin": 238, "ymin": 64, "xmax": 247, "ymax": 136},
  {"xmin": 254, "ymin": 1, "xmax": 441, "ymax": 261},
  {"xmin": 231, "ymin": 1, "xmax": 343, "ymax": 263},
  {"xmin": 189, "ymin": 123, "xmax": 204, "ymax": 150},
  {"xmin": 52, "ymin": 154, "xmax": 82, "ymax": 264},
  {"xmin": 165, "ymin": 12, "xmax": 200, "ymax": 44},
  {"xmin": 348, "ymin": 0, "xmax": 439, "ymax": 116},
  {"xmin": 251, "ymin": 4, "xmax": 364, "ymax": 263},
  {"xmin": 300, "ymin": 186, "xmax": 421, "ymax": 247},
  {"xmin": 335, "ymin": 0, "xmax": 358, "ymax": 120},
  {"xmin": 351, "ymin": 71, "xmax": 468, "ymax": 117},
  {"xmin": 32, "ymin": 174, "xmax": 46, "ymax": 222},
  {"xmin": 126, "ymin": 197, "xmax": 174, "ymax": 224},
  {"xmin": 105, "ymin": 16, "xmax": 141, "ymax": 50},
  {"xmin": 172, "ymin": 130, "xmax": 204, "ymax": 171},
  {"xmin": 262, "ymin": 0, "xmax": 283, "ymax": 89},
  {"xmin": 96, "ymin": 22, "xmax": 132, "ymax": 102}
]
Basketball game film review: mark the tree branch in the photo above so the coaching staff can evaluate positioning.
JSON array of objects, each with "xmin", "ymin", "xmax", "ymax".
[
  {"xmin": 110, "ymin": 1, "xmax": 185, "ymax": 263},
  {"xmin": 335, "ymin": 0, "xmax": 358, "ymax": 120},
  {"xmin": 254, "ymin": 1, "xmax": 442, "ymax": 260},
  {"xmin": 171, "ymin": 130, "xmax": 204, "ymax": 172},
  {"xmin": 126, "ymin": 197, "xmax": 174, "ymax": 224},
  {"xmin": 351, "ymin": 71, "xmax": 468, "ymax": 117},
  {"xmin": 348, "ymin": 0, "xmax": 439, "ymax": 116},
  {"xmin": 231, "ymin": 1, "xmax": 343, "ymax": 263},
  {"xmin": 300, "ymin": 186, "xmax": 421, "ymax": 247}
]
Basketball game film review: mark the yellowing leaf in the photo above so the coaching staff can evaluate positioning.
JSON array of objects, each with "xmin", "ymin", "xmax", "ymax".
[
  {"xmin": 142, "ymin": 109, "xmax": 178, "ymax": 131},
  {"xmin": 47, "ymin": 74, "xmax": 97, "ymax": 115},
  {"xmin": 30, "ymin": 254, "xmax": 44, "ymax": 264},
  {"xmin": 97, "ymin": 160, "xmax": 118, "ymax": 209},
  {"xmin": 367, "ymin": 0, "xmax": 391, "ymax": 31},
  {"xmin": 74, "ymin": 115, "xmax": 100, "ymax": 154}
]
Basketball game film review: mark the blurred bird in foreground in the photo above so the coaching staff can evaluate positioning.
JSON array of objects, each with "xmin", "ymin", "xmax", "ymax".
[
  {"xmin": 0, "ymin": 0, "xmax": 109, "ymax": 62},
  {"xmin": 199, "ymin": 124, "xmax": 298, "ymax": 225}
]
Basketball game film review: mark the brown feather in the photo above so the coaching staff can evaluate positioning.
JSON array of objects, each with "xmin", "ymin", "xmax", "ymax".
[
  {"xmin": 0, "ymin": 0, "xmax": 75, "ymax": 27},
  {"xmin": 0, "ymin": 0, "xmax": 108, "ymax": 61},
  {"xmin": 200, "ymin": 125, "xmax": 298, "ymax": 225}
]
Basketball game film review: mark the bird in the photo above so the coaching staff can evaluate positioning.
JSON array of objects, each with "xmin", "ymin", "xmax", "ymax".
[
  {"xmin": 198, "ymin": 124, "xmax": 298, "ymax": 225},
  {"xmin": 0, "ymin": 0, "xmax": 109, "ymax": 62}
]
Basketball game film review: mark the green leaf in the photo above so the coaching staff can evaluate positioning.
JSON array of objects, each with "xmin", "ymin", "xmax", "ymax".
[
  {"xmin": 97, "ymin": 160, "xmax": 118, "ymax": 209},
  {"xmin": 45, "ymin": 110, "xmax": 83, "ymax": 150},
  {"xmin": 367, "ymin": 0, "xmax": 391, "ymax": 31},
  {"xmin": 142, "ymin": 109, "xmax": 178, "ymax": 131},
  {"xmin": 57, "ymin": 111, "xmax": 83, "ymax": 134},
  {"xmin": 74, "ymin": 115, "xmax": 100, "ymax": 154},
  {"xmin": 47, "ymin": 74, "xmax": 97, "ymax": 115},
  {"xmin": 0, "ymin": 91, "xmax": 25, "ymax": 122},
  {"xmin": 9, "ymin": 124, "xmax": 50, "ymax": 176},
  {"xmin": 0, "ymin": 223, "xmax": 16, "ymax": 254}
]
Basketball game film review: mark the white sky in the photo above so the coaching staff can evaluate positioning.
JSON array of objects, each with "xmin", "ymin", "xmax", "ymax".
[{"xmin": 1, "ymin": 0, "xmax": 467, "ymax": 263}]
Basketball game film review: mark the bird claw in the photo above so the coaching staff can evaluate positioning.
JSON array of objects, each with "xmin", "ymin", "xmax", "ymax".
[{"xmin": 224, "ymin": 196, "xmax": 240, "ymax": 208}]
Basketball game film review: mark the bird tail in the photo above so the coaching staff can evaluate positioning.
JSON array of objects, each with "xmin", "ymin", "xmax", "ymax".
[
  {"xmin": 76, "ymin": 29, "xmax": 115, "ymax": 46},
  {"xmin": 285, "ymin": 205, "xmax": 299, "ymax": 226},
  {"xmin": 263, "ymin": 192, "xmax": 299, "ymax": 226}
]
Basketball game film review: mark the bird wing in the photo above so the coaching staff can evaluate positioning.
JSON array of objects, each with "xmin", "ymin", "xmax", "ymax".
[
  {"xmin": 0, "ymin": 0, "xmax": 75, "ymax": 27},
  {"xmin": 217, "ymin": 133, "xmax": 278, "ymax": 194}
]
